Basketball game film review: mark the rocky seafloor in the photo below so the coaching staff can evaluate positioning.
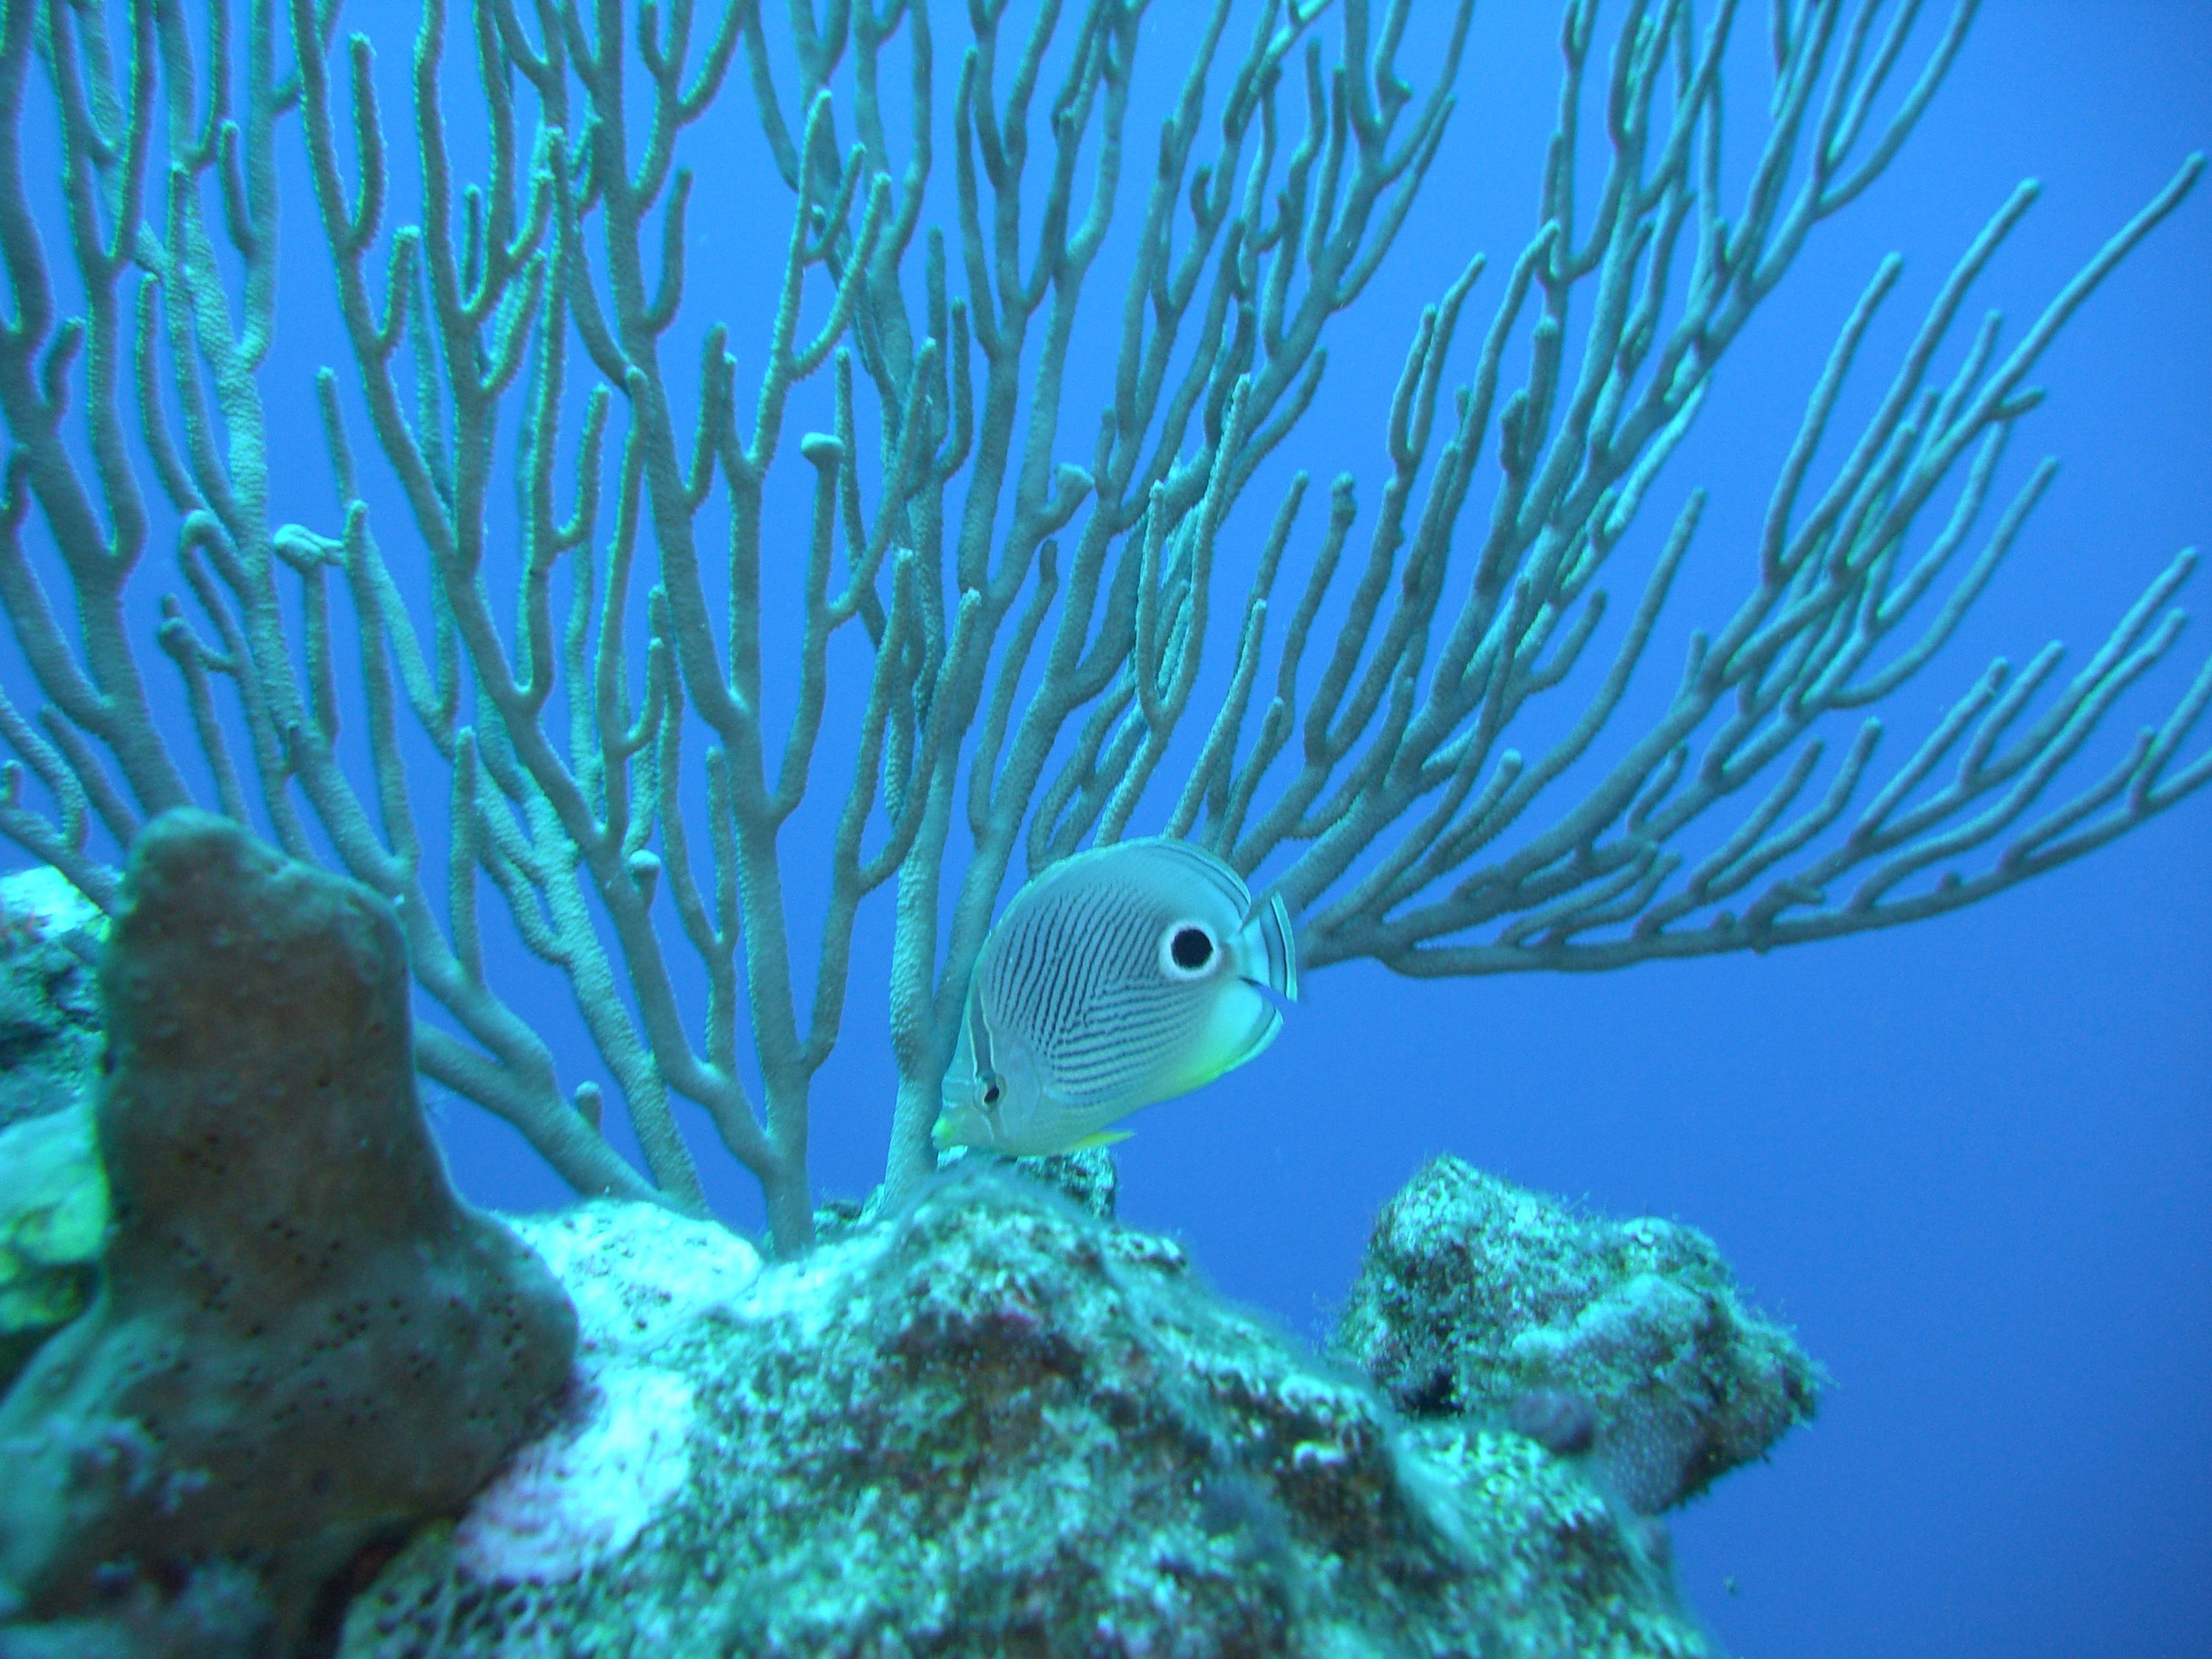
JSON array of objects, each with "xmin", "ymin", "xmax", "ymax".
[{"xmin": 0, "ymin": 819, "xmax": 1820, "ymax": 1657}]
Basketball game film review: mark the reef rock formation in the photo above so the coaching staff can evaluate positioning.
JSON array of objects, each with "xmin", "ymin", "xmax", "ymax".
[
  {"xmin": 1332, "ymin": 1154, "xmax": 1823, "ymax": 1514},
  {"xmin": 341, "ymin": 1175, "xmax": 1710, "ymax": 1659},
  {"xmin": 0, "ymin": 821, "xmax": 1820, "ymax": 1655},
  {"xmin": 0, "ymin": 812, "xmax": 577, "ymax": 1654}
]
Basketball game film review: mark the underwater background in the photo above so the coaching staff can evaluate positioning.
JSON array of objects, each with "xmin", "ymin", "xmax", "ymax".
[{"xmin": 1, "ymin": 0, "xmax": 2206, "ymax": 1655}]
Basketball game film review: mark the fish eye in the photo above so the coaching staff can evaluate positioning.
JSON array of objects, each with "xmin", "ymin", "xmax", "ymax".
[
  {"xmin": 983, "ymin": 1082, "xmax": 1003, "ymax": 1105},
  {"xmin": 1161, "ymin": 922, "xmax": 1216, "ymax": 978},
  {"xmin": 1172, "ymin": 928, "xmax": 1213, "ymax": 968}
]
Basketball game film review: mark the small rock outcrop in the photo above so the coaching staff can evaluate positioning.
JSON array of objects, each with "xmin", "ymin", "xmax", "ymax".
[
  {"xmin": 0, "ymin": 812, "xmax": 577, "ymax": 1654},
  {"xmin": 1331, "ymin": 1154, "xmax": 1823, "ymax": 1514}
]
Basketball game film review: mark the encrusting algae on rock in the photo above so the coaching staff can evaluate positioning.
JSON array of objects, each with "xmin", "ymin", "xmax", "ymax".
[
  {"xmin": 1332, "ymin": 1155, "xmax": 1823, "ymax": 1515},
  {"xmin": 342, "ymin": 1172, "xmax": 1720, "ymax": 1659},
  {"xmin": 0, "ymin": 867, "xmax": 108, "ymax": 1394}
]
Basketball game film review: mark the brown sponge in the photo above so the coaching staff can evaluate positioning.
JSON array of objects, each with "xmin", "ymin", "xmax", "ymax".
[{"xmin": 0, "ymin": 811, "xmax": 576, "ymax": 1648}]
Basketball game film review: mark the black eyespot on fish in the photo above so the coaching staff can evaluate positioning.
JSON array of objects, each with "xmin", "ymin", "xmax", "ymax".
[{"xmin": 1169, "ymin": 926, "xmax": 1214, "ymax": 971}]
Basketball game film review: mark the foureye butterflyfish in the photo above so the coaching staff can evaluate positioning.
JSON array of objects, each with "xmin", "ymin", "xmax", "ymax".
[{"xmin": 933, "ymin": 837, "xmax": 1298, "ymax": 1158}]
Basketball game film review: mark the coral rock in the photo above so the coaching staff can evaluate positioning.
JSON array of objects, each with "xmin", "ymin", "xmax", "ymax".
[
  {"xmin": 1332, "ymin": 1154, "xmax": 1823, "ymax": 1513},
  {"xmin": 341, "ymin": 1175, "xmax": 1707, "ymax": 1658}
]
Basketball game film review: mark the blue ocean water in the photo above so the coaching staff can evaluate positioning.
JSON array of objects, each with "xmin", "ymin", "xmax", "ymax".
[{"xmin": 1, "ymin": 1, "xmax": 2205, "ymax": 1655}]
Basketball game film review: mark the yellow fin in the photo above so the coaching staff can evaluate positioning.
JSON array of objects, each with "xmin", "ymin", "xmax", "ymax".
[{"xmin": 1068, "ymin": 1130, "xmax": 1134, "ymax": 1150}]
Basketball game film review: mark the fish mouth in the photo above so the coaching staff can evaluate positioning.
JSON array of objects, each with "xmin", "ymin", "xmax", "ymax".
[{"xmin": 932, "ymin": 1101, "xmax": 992, "ymax": 1152}]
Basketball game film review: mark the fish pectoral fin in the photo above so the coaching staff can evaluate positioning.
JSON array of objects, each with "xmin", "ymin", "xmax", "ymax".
[
  {"xmin": 1238, "ymin": 888, "xmax": 1299, "ymax": 1003},
  {"xmin": 1068, "ymin": 1130, "xmax": 1134, "ymax": 1150}
]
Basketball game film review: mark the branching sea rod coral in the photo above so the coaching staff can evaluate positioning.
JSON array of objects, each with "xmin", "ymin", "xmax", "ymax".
[{"xmin": 0, "ymin": 0, "xmax": 2204, "ymax": 1251}]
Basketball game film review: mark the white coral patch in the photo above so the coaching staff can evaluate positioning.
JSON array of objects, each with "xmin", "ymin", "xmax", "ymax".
[
  {"xmin": 455, "ymin": 1364, "xmax": 697, "ymax": 1585},
  {"xmin": 507, "ymin": 1202, "xmax": 762, "ymax": 1361},
  {"xmin": 726, "ymin": 1229, "xmax": 884, "ymax": 1341},
  {"xmin": 0, "ymin": 866, "xmax": 102, "ymax": 940}
]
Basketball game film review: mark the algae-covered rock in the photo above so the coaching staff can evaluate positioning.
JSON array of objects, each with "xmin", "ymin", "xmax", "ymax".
[
  {"xmin": 0, "ymin": 1101, "xmax": 106, "ymax": 1390},
  {"xmin": 0, "ymin": 865, "xmax": 105, "ymax": 1140},
  {"xmin": 0, "ymin": 866, "xmax": 108, "ymax": 1395},
  {"xmin": 0, "ymin": 812, "xmax": 577, "ymax": 1654},
  {"xmin": 1331, "ymin": 1154, "xmax": 1823, "ymax": 1514},
  {"xmin": 342, "ymin": 1178, "xmax": 1710, "ymax": 1658},
  {"xmin": 928, "ymin": 1139, "xmax": 1120, "ymax": 1220}
]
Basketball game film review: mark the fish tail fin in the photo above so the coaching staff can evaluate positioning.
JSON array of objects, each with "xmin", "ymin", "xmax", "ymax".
[{"xmin": 1242, "ymin": 888, "xmax": 1299, "ymax": 1003}]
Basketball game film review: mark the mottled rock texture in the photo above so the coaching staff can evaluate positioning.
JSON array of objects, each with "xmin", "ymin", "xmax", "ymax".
[
  {"xmin": 342, "ymin": 1177, "xmax": 1710, "ymax": 1659},
  {"xmin": 0, "ymin": 813, "xmax": 576, "ymax": 1655},
  {"xmin": 1331, "ymin": 1155, "xmax": 1823, "ymax": 1514},
  {"xmin": 0, "ymin": 1101, "xmax": 105, "ymax": 1399},
  {"xmin": 0, "ymin": 867, "xmax": 109, "ymax": 1394},
  {"xmin": 0, "ymin": 867, "xmax": 103, "ymax": 1137}
]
